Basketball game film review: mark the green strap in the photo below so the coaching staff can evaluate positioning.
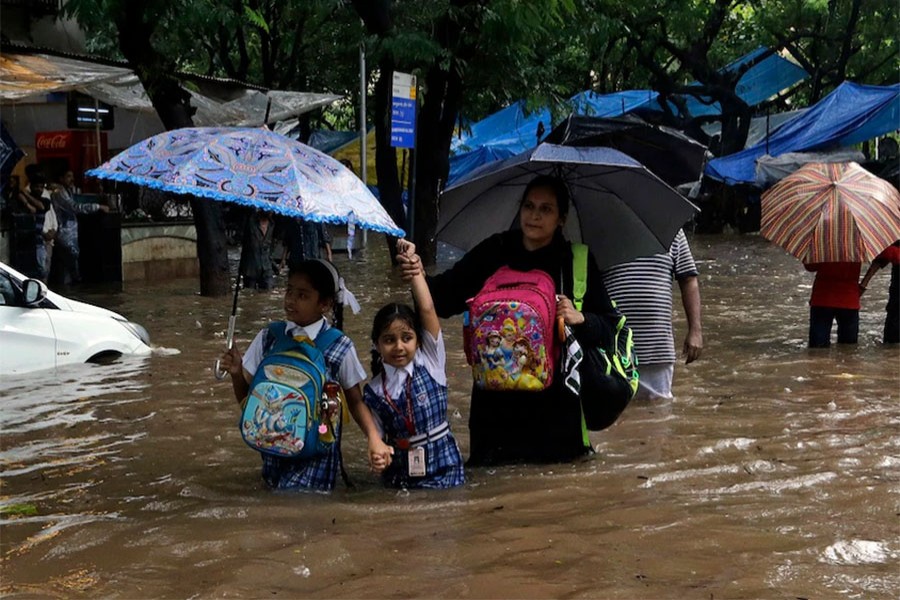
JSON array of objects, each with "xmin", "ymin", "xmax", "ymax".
[
  {"xmin": 571, "ymin": 243, "xmax": 588, "ymax": 311},
  {"xmin": 571, "ymin": 242, "xmax": 590, "ymax": 448}
]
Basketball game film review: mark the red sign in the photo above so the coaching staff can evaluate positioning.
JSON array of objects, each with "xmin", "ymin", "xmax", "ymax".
[{"xmin": 36, "ymin": 131, "xmax": 73, "ymax": 151}]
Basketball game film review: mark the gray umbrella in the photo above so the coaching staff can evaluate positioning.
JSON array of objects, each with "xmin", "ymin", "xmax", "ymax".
[{"xmin": 437, "ymin": 143, "xmax": 700, "ymax": 269}]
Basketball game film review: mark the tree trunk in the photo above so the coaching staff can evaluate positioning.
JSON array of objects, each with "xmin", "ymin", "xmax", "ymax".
[
  {"xmin": 414, "ymin": 63, "xmax": 462, "ymax": 265},
  {"xmin": 114, "ymin": 1, "xmax": 230, "ymax": 297},
  {"xmin": 372, "ymin": 57, "xmax": 408, "ymax": 263},
  {"xmin": 353, "ymin": 0, "xmax": 407, "ymax": 264}
]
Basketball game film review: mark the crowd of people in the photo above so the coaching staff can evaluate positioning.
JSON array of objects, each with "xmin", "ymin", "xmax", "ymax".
[
  {"xmin": 4, "ymin": 165, "xmax": 109, "ymax": 285},
  {"xmin": 218, "ymin": 170, "xmax": 899, "ymax": 495},
  {"xmin": 218, "ymin": 174, "xmax": 714, "ymax": 493}
]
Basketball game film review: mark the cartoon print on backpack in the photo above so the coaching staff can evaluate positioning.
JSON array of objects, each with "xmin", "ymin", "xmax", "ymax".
[
  {"xmin": 466, "ymin": 267, "xmax": 557, "ymax": 392},
  {"xmin": 239, "ymin": 324, "xmax": 342, "ymax": 458},
  {"xmin": 512, "ymin": 336, "xmax": 543, "ymax": 390}
]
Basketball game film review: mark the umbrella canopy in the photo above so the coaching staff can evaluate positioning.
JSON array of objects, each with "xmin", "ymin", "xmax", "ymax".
[
  {"xmin": 543, "ymin": 114, "xmax": 708, "ymax": 186},
  {"xmin": 760, "ymin": 161, "xmax": 900, "ymax": 263},
  {"xmin": 437, "ymin": 143, "xmax": 700, "ymax": 270},
  {"xmin": 86, "ymin": 127, "xmax": 405, "ymax": 236}
]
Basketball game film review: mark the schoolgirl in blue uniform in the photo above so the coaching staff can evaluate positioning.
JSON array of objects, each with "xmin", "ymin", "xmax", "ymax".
[
  {"xmin": 363, "ymin": 240, "xmax": 465, "ymax": 489},
  {"xmin": 220, "ymin": 259, "xmax": 392, "ymax": 492}
]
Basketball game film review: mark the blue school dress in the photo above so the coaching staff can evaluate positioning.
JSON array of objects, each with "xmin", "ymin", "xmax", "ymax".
[{"xmin": 363, "ymin": 332, "xmax": 465, "ymax": 489}]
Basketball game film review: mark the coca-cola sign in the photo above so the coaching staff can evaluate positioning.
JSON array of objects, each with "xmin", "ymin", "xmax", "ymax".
[{"xmin": 36, "ymin": 132, "xmax": 72, "ymax": 151}]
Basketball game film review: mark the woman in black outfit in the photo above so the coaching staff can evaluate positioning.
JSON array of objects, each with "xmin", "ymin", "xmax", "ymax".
[{"xmin": 401, "ymin": 175, "xmax": 621, "ymax": 465}]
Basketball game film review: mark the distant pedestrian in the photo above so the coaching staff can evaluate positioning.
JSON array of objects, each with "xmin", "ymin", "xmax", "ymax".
[
  {"xmin": 50, "ymin": 169, "xmax": 109, "ymax": 285},
  {"xmin": 859, "ymin": 240, "xmax": 900, "ymax": 344},
  {"xmin": 239, "ymin": 210, "xmax": 275, "ymax": 291},
  {"xmin": 804, "ymin": 262, "xmax": 861, "ymax": 348},
  {"xmin": 279, "ymin": 218, "xmax": 332, "ymax": 270}
]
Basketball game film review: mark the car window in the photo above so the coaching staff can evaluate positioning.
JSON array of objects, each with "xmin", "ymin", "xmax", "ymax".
[{"xmin": 0, "ymin": 271, "xmax": 18, "ymax": 306}]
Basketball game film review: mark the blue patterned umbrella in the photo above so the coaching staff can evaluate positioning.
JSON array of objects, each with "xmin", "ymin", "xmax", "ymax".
[{"xmin": 86, "ymin": 127, "xmax": 405, "ymax": 236}]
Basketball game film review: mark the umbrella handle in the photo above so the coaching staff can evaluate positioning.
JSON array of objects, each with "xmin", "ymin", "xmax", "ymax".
[
  {"xmin": 557, "ymin": 317, "xmax": 566, "ymax": 343},
  {"xmin": 213, "ymin": 315, "xmax": 237, "ymax": 381},
  {"xmin": 214, "ymin": 276, "xmax": 242, "ymax": 381}
]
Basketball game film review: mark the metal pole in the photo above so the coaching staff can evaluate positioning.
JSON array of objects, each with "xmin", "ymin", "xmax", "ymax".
[
  {"xmin": 94, "ymin": 98, "xmax": 102, "ymax": 164},
  {"xmin": 359, "ymin": 41, "xmax": 368, "ymax": 248},
  {"xmin": 408, "ymin": 77, "xmax": 417, "ymax": 243}
]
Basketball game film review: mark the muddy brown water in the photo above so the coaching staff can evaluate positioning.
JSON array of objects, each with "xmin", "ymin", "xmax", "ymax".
[{"xmin": 1, "ymin": 234, "xmax": 898, "ymax": 599}]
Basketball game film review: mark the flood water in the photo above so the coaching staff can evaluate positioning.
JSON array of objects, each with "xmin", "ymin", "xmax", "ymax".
[{"xmin": 1, "ymin": 233, "xmax": 898, "ymax": 599}]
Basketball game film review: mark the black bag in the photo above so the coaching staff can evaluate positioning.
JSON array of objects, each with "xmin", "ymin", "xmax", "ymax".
[{"xmin": 568, "ymin": 244, "xmax": 639, "ymax": 431}]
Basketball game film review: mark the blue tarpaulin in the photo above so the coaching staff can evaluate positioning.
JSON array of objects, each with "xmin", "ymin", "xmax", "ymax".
[
  {"xmin": 658, "ymin": 47, "xmax": 809, "ymax": 118},
  {"xmin": 449, "ymin": 91, "xmax": 658, "ymax": 183},
  {"xmin": 705, "ymin": 82, "xmax": 900, "ymax": 185},
  {"xmin": 449, "ymin": 47, "xmax": 807, "ymax": 184}
]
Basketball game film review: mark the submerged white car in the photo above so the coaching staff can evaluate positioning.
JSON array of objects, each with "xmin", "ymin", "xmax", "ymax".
[{"xmin": 0, "ymin": 261, "xmax": 152, "ymax": 375}]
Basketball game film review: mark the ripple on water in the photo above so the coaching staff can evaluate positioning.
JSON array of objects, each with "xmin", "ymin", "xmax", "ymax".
[{"xmin": 822, "ymin": 539, "xmax": 894, "ymax": 565}]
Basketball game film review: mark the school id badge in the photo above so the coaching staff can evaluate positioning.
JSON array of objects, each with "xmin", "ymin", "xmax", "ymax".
[{"xmin": 408, "ymin": 446, "xmax": 426, "ymax": 477}]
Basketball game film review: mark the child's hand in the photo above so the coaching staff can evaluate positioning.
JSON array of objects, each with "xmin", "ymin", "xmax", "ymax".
[
  {"xmin": 396, "ymin": 240, "xmax": 423, "ymax": 282},
  {"xmin": 219, "ymin": 346, "xmax": 244, "ymax": 377},
  {"xmin": 368, "ymin": 438, "xmax": 394, "ymax": 474},
  {"xmin": 396, "ymin": 238, "xmax": 416, "ymax": 257}
]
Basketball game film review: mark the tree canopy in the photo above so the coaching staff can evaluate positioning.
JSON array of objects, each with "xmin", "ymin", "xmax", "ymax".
[{"xmin": 65, "ymin": 0, "xmax": 899, "ymax": 273}]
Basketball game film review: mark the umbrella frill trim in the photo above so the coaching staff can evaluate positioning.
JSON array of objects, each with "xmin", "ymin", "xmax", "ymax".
[{"xmin": 86, "ymin": 168, "xmax": 407, "ymax": 237}]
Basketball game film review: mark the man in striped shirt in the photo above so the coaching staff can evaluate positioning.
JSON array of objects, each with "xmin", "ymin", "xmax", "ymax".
[{"xmin": 601, "ymin": 229, "xmax": 703, "ymax": 400}]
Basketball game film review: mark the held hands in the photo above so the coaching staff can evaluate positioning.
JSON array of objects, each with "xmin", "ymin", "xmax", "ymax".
[
  {"xmin": 555, "ymin": 294, "xmax": 585, "ymax": 326},
  {"xmin": 396, "ymin": 239, "xmax": 423, "ymax": 282},
  {"xmin": 368, "ymin": 437, "xmax": 394, "ymax": 474}
]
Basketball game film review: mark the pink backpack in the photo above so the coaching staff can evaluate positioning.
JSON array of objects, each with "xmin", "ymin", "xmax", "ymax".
[{"xmin": 465, "ymin": 266, "xmax": 558, "ymax": 391}]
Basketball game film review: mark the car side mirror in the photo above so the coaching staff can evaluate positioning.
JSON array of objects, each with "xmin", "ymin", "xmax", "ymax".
[{"xmin": 23, "ymin": 279, "xmax": 48, "ymax": 306}]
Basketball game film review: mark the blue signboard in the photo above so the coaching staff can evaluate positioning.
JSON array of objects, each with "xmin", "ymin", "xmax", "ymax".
[{"xmin": 391, "ymin": 72, "xmax": 416, "ymax": 149}]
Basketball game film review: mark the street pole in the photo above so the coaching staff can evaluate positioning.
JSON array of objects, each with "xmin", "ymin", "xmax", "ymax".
[{"xmin": 359, "ymin": 41, "xmax": 368, "ymax": 248}]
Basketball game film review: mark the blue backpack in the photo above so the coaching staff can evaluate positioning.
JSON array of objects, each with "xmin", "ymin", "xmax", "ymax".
[{"xmin": 239, "ymin": 322, "xmax": 343, "ymax": 459}]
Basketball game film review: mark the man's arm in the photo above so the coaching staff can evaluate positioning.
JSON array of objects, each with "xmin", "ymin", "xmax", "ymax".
[{"xmin": 678, "ymin": 275, "xmax": 703, "ymax": 364}]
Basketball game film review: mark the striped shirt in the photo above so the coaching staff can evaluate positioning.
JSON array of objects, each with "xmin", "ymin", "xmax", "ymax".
[{"xmin": 601, "ymin": 230, "xmax": 698, "ymax": 365}]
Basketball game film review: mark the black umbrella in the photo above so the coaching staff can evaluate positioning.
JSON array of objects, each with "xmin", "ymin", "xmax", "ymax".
[{"xmin": 543, "ymin": 114, "xmax": 708, "ymax": 186}]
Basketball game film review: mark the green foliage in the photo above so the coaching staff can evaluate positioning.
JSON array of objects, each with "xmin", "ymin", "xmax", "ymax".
[{"xmin": 66, "ymin": 0, "xmax": 898, "ymax": 130}]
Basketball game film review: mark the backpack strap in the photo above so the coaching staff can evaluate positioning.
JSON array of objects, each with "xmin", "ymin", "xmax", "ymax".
[
  {"xmin": 568, "ymin": 243, "xmax": 592, "ymax": 449},
  {"xmin": 264, "ymin": 321, "xmax": 288, "ymax": 354},
  {"xmin": 314, "ymin": 325, "xmax": 342, "ymax": 352},
  {"xmin": 264, "ymin": 321, "xmax": 343, "ymax": 355},
  {"xmin": 571, "ymin": 243, "xmax": 588, "ymax": 312}
]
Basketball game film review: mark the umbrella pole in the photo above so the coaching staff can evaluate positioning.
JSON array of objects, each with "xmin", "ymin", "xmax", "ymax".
[{"xmin": 213, "ymin": 276, "xmax": 242, "ymax": 381}]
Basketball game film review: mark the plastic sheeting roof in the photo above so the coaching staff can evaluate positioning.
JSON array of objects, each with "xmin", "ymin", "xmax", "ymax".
[
  {"xmin": 0, "ymin": 52, "xmax": 132, "ymax": 101},
  {"xmin": 0, "ymin": 51, "xmax": 340, "ymax": 126},
  {"xmin": 705, "ymin": 82, "xmax": 900, "ymax": 186}
]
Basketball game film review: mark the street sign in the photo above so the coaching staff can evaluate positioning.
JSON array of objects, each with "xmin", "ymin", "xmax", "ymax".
[{"xmin": 390, "ymin": 72, "xmax": 416, "ymax": 149}]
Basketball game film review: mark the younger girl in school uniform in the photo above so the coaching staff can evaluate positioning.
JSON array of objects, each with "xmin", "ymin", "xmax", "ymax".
[
  {"xmin": 363, "ymin": 240, "xmax": 465, "ymax": 489},
  {"xmin": 220, "ymin": 259, "xmax": 392, "ymax": 492}
]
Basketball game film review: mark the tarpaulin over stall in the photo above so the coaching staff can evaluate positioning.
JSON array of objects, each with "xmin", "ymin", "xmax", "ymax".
[
  {"xmin": 0, "ymin": 51, "xmax": 340, "ymax": 126},
  {"xmin": 705, "ymin": 82, "xmax": 900, "ymax": 186}
]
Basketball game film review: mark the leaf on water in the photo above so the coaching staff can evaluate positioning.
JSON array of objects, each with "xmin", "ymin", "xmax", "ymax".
[{"xmin": 0, "ymin": 503, "xmax": 38, "ymax": 516}]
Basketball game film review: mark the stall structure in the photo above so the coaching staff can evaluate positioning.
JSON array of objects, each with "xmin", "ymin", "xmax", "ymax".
[{"xmin": 0, "ymin": 44, "xmax": 340, "ymax": 282}]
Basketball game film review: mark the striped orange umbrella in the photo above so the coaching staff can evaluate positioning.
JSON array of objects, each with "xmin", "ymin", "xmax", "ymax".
[{"xmin": 760, "ymin": 161, "xmax": 900, "ymax": 263}]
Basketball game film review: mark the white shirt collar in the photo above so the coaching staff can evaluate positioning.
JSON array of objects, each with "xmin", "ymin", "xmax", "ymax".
[
  {"xmin": 381, "ymin": 360, "xmax": 415, "ymax": 399},
  {"xmin": 285, "ymin": 317, "xmax": 325, "ymax": 341}
]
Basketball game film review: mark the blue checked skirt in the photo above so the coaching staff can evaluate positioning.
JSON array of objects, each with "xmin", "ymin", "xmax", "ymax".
[{"xmin": 363, "ymin": 364, "xmax": 465, "ymax": 489}]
